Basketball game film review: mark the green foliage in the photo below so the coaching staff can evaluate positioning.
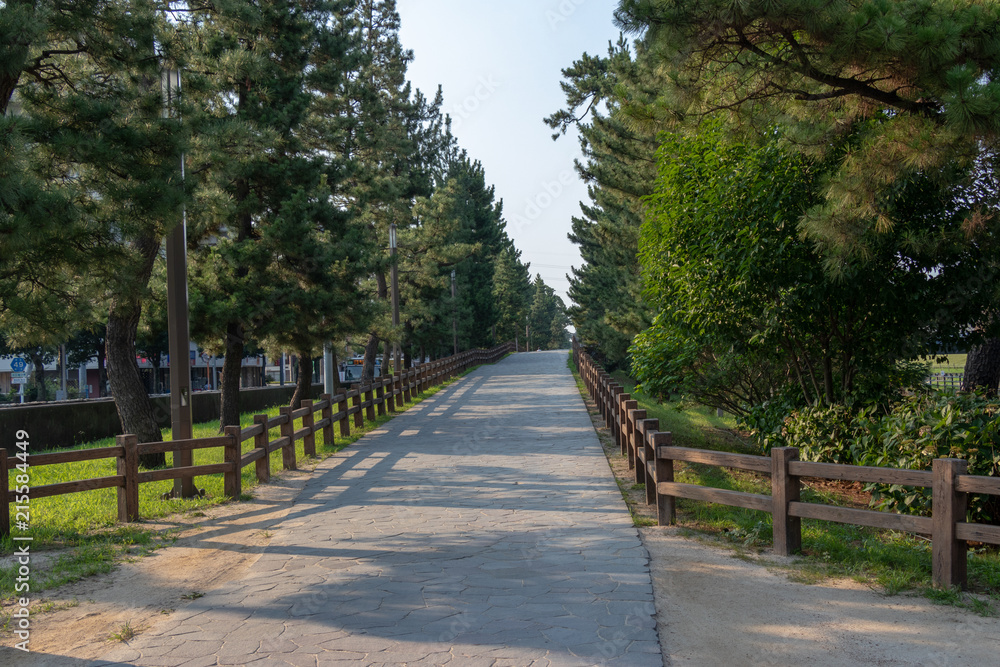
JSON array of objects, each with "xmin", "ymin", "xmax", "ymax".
[
  {"xmin": 862, "ymin": 392, "xmax": 1000, "ymax": 522},
  {"xmin": 492, "ymin": 245, "xmax": 533, "ymax": 344},
  {"xmin": 770, "ymin": 391, "xmax": 1000, "ymax": 523},
  {"xmin": 546, "ymin": 38, "xmax": 660, "ymax": 369},
  {"xmin": 780, "ymin": 404, "xmax": 879, "ymax": 465},
  {"xmin": 633, "ymin": 118, "xmax": 991, "ymax": 414},
  {"xmin": 614, "ymin": 0, "xmax": 1000, "ymax": 261},
  {"xmin": 528, "ymin": 274, "xmax": 570, "ymax": 350},
  {"xmin": 405, "ymin": 156, "xmax": 511, "ymax": 356}
]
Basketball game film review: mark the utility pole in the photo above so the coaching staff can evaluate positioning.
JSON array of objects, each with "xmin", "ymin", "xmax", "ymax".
[
  {"xmin": 162, "ymin": 67, "xmax": 196, "ymax": 498},
  {"xmin": 451, "ymin": 270, "xmax": 458, "ymax": 356},
  {"xmin": 390, "ymin": 223, "xmax": 400, "ymax": 374}
]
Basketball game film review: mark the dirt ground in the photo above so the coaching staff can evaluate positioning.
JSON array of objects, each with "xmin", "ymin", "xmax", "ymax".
[{"xmin": 4, "ymin": 406, "xmax": 1000, "ymax": 665}]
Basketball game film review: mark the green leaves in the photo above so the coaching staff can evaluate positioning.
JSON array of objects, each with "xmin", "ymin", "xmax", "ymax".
[{"xmin": 615, "ymin": 0, "xmax": 1000, "ymax": 255}]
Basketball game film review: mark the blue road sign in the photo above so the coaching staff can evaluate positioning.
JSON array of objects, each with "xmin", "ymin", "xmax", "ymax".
[{"xmin": 10, "ymin": 358, "xmax": 27, "ymax": 372}]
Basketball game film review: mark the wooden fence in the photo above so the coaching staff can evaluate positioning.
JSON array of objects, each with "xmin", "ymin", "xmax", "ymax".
[
  {"xmin": 572, "ymin": 340, "xmax": 1000, "ymax": 590},
  {"xmin": 927, "ymin": 372, "xmax": 963, "ymax": 392},
  {"xmin": 2, "ymin": 344, "xmax": 513, "ymax": 537}
]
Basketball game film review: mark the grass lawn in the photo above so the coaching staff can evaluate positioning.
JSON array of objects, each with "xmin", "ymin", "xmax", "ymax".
[
  {"xmin": 576, "ymin": 358, "xmax": 1000, "ymax": 615},
  {"xmin": 927, "ymin": 353, "xmax": 967, "ymax": 375}
]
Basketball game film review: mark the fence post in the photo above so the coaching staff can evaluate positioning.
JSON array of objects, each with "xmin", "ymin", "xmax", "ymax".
[
  {"xmin": 223, "ymin": 426, "xmax": 242, "ymax": 500},
  {"xmin": 279, "ymin": 406, "xmax": 296, "ymax": 470},
  {"xmin": 302, "ymin": 399, "xmax": 316, "ymax": 457},
  {"xmin": 320, "ymin": 394, "xmax": 334, "ymax": 446},
  {"xmin": 628, "ymin": 408, "xmax": 646, "ymax": 477},
  {"xmin": 381, "ymin": 378, "xmax": 392, "ymax": 414},
  {"xmin": 597, "ymin": 371, "xmax": 608, "ymax": 425},
  {"xmin": 618, "ymin": 395, "xmax": 633, "ymax": 456},
  {"xmin": 116, "ymin": 434, "xmax": 139, "ymax": 523},
  {"xmin": 352, "ymin": 389, "xmax": 364, "ymax": 428},
  {"xmin": 364, "ymin": 385, "xmax": 376, "ymax": 422},
  {"xmin": 771, "ymin": 447, "xmax": 801, "ymax": 556},
  {"xmin": 653, "ymin": 432, "xmax": 675, "ymax": 525},
  {"xmin": 375, "ymin": 380, "xmax": 386, "ymax": 416},
  {"xmin": 641, "ymin": 419, "xmax": 658, "ymax": 506},
  {"xmin": 610, "ymin": 385, "xmax": 623, "ymax": 443},
  {"xmin": 253, "ymin": 414, "xmax": 270, "ymax": 484},
  {"xmin": 0, "ymin": 449, "xmax": 9, "ymax": 539},
  {"xmin": 338, "ymin": 393, "xmax": 351, "ymax": 437},
  {"xmin": 933, "ymin": 458, "xmax": 968, "ymax": 589},
  {"xmin": 403, "ymin": 368, "xmax": 412, "ymax": 403}
]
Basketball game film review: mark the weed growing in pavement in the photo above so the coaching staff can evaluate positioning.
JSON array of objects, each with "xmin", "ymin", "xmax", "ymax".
[{"xmin": 107, "ymin": 620, "xmax": 139, "ymax": 643}]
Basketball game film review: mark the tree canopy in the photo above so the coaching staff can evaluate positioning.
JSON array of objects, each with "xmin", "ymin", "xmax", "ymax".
[{"xmin": 0, "ymin": 1, "xmax": 565, "ymax": 447}]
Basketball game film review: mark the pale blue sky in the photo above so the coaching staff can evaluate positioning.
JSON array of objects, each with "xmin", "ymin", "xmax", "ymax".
[{"xmin": 396, "ymin": 0, "xmax": 623, "ymax": 304}]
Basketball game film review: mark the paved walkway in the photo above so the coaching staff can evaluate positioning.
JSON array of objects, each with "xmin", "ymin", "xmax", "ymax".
[{"xmin": 97, "ymin": 350, "xmax": 661, "ymax": 666}]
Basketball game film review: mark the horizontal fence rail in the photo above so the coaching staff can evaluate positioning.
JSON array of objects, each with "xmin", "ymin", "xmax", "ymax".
[
  {"xmin": 2, "ymin": 343, "xmax": 514, "ymax": 538},
  {"xmin": 572, "ymin": 339, "xmax": 1000, "ymax": 590},
  {"xmin": 927, "ymin": 372, "xmax": 963, "ymax": 391}
]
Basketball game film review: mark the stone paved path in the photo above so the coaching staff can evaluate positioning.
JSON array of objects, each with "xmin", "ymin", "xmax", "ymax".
[{"xmin": 97, "ymin": 350, "xmax": 661, "ymax": 666}]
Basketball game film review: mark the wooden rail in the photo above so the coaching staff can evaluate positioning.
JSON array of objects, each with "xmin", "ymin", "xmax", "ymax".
[
  {"xmin": 572, "ymin": 339, "xmax": 1000, "ymax": 590},
  {"xmin": 2, "ymin": 343, "xmax": 514, "ymax": 539}
]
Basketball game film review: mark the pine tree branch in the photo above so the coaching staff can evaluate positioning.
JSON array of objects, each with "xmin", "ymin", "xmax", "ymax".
[{"xmin": 731, "ymin": 26, "xmax": 937, "ymax": 118}]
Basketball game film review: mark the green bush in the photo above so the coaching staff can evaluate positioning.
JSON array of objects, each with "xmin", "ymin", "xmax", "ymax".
[
  {"xmin": 861, "ymin": 392, "xmax": 1000, "ymax": 522},
  {"xmin": 781, "ymin": 404, "xmax": 882, "ymax": 465},
  {"xmin": 765, "ymin": 391, "xmax": 1000, "ymax": 523},
  {"xmin": 740, "ymin": 394, "xmax": 799, "ymax": 452}
]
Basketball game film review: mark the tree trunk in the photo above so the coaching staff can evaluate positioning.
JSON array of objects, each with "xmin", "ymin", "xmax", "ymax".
[
  {"xmin": 29, "ymin": 351, "xmax": 47, "ymax": 402},
  {"xmin": 362, "ymin": 270, "xmax": 389, "ymax": 381},
  {"xmin": 327, "ymin": 349, "xmax": 341, "ymax": 394},
  {"xmin": 106, "ymin": 234, "xmax": 165, "ymax": 468},
  {"xmin": 822, "ymin": 355, "xmax": 835, "ymax": 405},
  {"xmin": 361, "ymin": 333, "xmax": 380, "ymax": 383},
  {"xmin": 963, "ymin": 338, "xmax": 1000, "ymax": 394},
  {"xmin": 289, "ymin": 351, "xmax": 313, "ymax": 409},
  {"xmin": 219, "ymin": 321, "xmax": 245, "ymax": 430}
]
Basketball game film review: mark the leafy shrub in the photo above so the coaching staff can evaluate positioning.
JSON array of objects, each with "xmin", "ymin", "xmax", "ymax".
[
  {"xmin": 859, "ymin": 392, "xmax": 1000, "ymax": 523},
  {"xmin": 740, "ymin": 394, "xmax": 799, "ymax": 452},
  {"xmin": 760, "ymin": 391, "xmax": 1000, "ymax": 523},
  {"xmin": 780, "ymin": 404, "xmax": 880, "ymax": 465}
]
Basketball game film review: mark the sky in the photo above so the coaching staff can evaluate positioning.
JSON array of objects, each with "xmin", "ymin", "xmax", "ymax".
[{"xmin": 395, "ymin": 0, "xmax": 624, "ymax": 306}]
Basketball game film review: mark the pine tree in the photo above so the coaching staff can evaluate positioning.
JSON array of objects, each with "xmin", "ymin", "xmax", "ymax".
[
  {"xmin": 492, "ymin": 245, "xmax": 533, "ymax": 347},
  {"xmin": 448, "ymin": 157, "xmax": 508, "ymax": 350},
  {"xmin": 527, "ymin": 275, "xmax": 570, "ymax": 351},
  {"xmin": 545, "ymin": 38, "xmax": 661, "ymax": 368},
  {"xmin": 336, "ymin": 0, "xmax": 450, "ymax": 379},
  {"xmin": 2, "ymin": 0, "xmax": 186, "ymax": 464},
  {"xmin": 183, "ymin": 0, "xmax": 374, "ymax": 419}
]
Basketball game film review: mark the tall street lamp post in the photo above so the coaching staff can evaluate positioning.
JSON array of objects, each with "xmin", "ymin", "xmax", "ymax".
[
  {"xmin": 451, "ymin": 270, "xmax": 458, "ymax": 356},
  {"xmin": 389, "ymin": 223, "xmax": 400, "ymax": 375},
  {"xmin": 162, "ymin": 68, "xmax": 196, "ymax": 498}
]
